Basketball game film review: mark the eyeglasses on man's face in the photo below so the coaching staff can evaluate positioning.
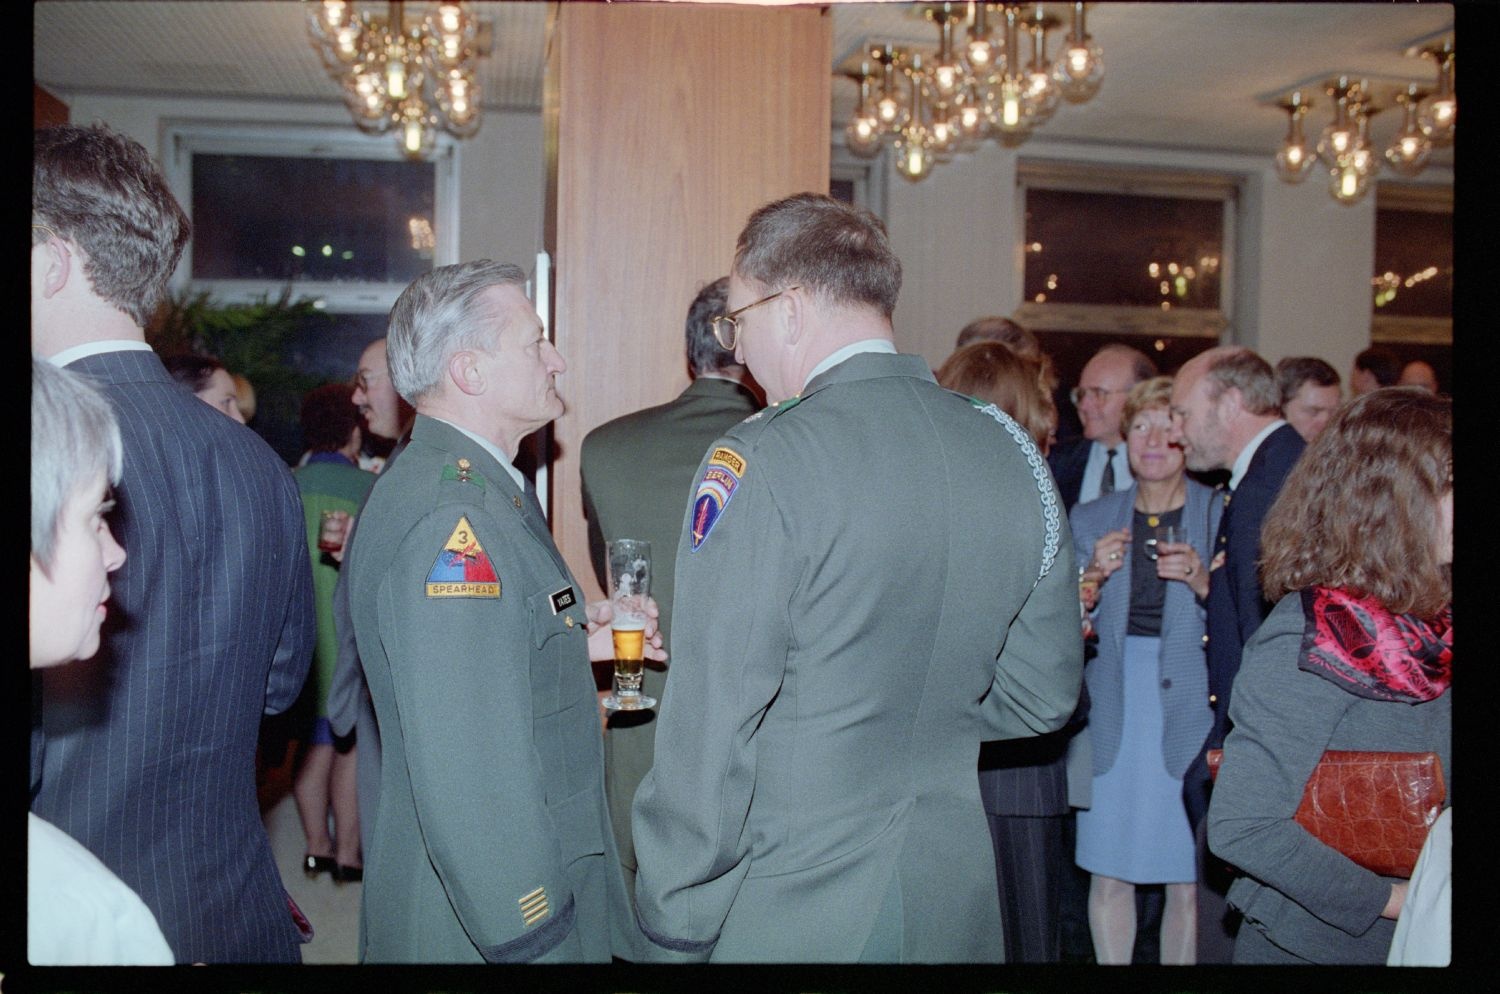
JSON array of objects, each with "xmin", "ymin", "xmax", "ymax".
[{"xmin": 710, "ymin": 285, "xmax": 800, "ymax": 352}]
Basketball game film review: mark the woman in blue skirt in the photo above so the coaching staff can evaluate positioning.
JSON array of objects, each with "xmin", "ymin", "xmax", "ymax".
[{"xmin": 1070, "ymin": 376, "xmax": 1221, "ymax": 963}]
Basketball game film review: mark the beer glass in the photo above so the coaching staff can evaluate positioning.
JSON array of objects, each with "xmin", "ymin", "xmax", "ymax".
[{"xmin": 603, "ymin": 539, "xmax": 656, "ymax": 712}]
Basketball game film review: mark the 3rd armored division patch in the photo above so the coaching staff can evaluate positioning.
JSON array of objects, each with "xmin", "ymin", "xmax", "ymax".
[
  {"xmin": 690, "ymin": 446, "xmax": 745, "ymax": 552},
  {"xmin": 425, "ymin": 515, "xmax": 502, "ymax": 598}
]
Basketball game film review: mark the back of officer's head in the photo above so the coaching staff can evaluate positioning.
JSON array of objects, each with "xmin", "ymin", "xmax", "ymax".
[
  {"xmin": 734, "ymin": 193, "xmax": 902, "ymax": 319},
  {"xmin": 685, "ymin": 276, "xmax": 737, "ymax": 377},
  {"xmin": 386, "ymin": 259, "xmax": 528, "ymax": 404}
]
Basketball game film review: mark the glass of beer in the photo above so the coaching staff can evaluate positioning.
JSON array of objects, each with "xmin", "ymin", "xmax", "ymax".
[{"xmin": 603, "ymin": 539, "xmax": 656, "ymax": 712}]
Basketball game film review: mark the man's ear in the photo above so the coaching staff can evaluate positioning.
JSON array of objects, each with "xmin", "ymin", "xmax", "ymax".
[
  {"xmin": 779, "ymin": 287, "xmax": 804, "ymax": 346},
  {"xmin": 36, "ymin": 237, "xmax": 72, "ymax": 300},
  {"xmin": 449, "ymin": 350, "xmax": 485, "ymax": 396}
]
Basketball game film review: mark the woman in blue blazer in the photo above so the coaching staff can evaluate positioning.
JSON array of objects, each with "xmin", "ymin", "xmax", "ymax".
[{"xmin": 1069, "ymin": 376, "xmax": 1221, "ymax": 964}]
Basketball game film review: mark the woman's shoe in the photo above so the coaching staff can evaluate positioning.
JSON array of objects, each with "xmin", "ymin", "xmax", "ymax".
[{"xmin": 303, "ymin": 854, "xmax": 336, "ymax": 878}]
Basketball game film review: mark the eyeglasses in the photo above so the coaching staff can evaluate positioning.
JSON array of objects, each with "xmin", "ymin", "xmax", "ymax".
[
  {"xmin": 32, "ymin": 223, "xmax": 60, "ymax": 244},
  {"xmin": 710, "ymin": 285, "xmax": 800, "ymax": 351},
  {"xmin": 1069, "ymin": 385, "xmax": 1131, "ymax": 407}
]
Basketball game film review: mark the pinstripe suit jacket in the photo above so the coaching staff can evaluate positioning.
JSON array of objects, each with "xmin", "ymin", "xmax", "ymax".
[
  {"xmin": 1069, "ymin": 481, "xmax": 1220, "ymax": 780},
  {"xmin": 32, "ymin": 349, "xmax": 316, "ymax": 963}
]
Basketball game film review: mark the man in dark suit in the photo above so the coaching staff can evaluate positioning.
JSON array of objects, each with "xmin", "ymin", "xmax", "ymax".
[
  {"xmin": 631, "ymin": 194, "xmax": 1082, "ymax": 962},
  {"xmin": 345, "ymin": 260, "xmax": 660, "ymax": 962},
  {"xmin": 31, "ymin": 124, "xmax": 316, "ymax": 963},
  {"xmin": 1048, "ymin": 344, "xmax": 1158, "ymax": 509},
  {"xmin": 579, "ymin": 276, "xmax": 761, "ymax": 905},
  {"xmin": 1169, "ymin": 345, "xmax": 1307, "ymax": 963}
]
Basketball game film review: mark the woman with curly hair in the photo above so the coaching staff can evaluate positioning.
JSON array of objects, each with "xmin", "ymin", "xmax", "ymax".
[{"xmin": 1207, "ymin": 387, "xmax": 1452, "ymax": 964}]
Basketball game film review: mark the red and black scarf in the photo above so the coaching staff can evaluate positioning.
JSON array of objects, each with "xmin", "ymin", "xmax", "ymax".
[{"xmin": 1298, "ymin": 586, "xmax": 1452, "ymax": 703}]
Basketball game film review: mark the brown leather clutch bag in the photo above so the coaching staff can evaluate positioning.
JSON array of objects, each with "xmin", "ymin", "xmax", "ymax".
[{"xmin": 1207, "ymin": 748, "xmax": 1446, "ymax": 878}]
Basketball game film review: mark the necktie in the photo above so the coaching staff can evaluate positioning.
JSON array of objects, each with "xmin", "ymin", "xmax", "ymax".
[{"xmin": 1100, "ymin": 448, "xmax": 1117, "ymax": 495}]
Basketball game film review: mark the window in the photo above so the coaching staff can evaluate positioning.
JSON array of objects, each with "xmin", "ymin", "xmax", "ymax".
[
  {"xmin": 1014, "ymin": 161, "xmax": 1235, "ymax": 342},
  {"xmin": 166, "ymin": 122, "xmax": 458, "ymax": 313},
  {"xmin": 1372, "ymin": 184, "xmax": 1452, "ymax": 345},
  {"xmin": 160, "ymin": 123, "xmax": 461, "ymax": 463}
]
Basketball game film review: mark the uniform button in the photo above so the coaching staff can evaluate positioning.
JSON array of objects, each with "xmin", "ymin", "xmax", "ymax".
[
  {"xmin": 1161, "ymin": 678, "xmax": 1172, "ymax": 689},
  {"xmin": 564, "ymin": 615, "xmax": 575, "ymax": 628},
  {"xmin": 513, "ymin": 496, "xmax": 523, "ymax": 508},
  {"xmin": 1202, "ymin": 634, "xmax": 1209, "ymax": 644},
  {"xmin": 1208, "ymin": 694, "xmax": 1218, "ymax": 705}
]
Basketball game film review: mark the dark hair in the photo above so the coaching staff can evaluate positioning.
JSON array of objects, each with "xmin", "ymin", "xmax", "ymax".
[
  {"xmin": 1260, "ymin": 388, "xmax": 1451, "ymax": 619},
  {"xmin": 1275, "ymin": 355, "xmax": 1340, "ymax": 405},
  {"xmin": 734, "ymin": 193, "xmax": 902, "ymax": 318},
  {"xmin": 163, "ymin": 353, "xmax": 228, "ymax": 394},
  {"xmin": 935, "ymin": 342, "xmax": 1057, "ymax": 451},
  {"xmin": 33, "ymin": 124, "xmax": 191, "ymax": 327},
  {"xmin": 685, "ymin": 277, "xmax": 736, "ymax": 376},
  {"xmin": 301, "ymin": 383, "xmax": 362, "ymax": 454},
  {"xmin": 955, "ymin": 316, "xmax": 1039, "ymax": 357},
  {"xmin": 1353, "ymin": 346, "xmax": 1402, "ymax": 387}
]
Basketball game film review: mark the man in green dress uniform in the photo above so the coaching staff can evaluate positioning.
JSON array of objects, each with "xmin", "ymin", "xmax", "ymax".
[
  {"xmin": 346, "ymin": 260, "xmax": 658, "ymax": 962},
  {"xmin": 579, "ymin": 275, "xmax": 761, "ymax": 904},
  {"xmin": 631, "ymin": 194, "xmax": 1084, "ymax": 962}
]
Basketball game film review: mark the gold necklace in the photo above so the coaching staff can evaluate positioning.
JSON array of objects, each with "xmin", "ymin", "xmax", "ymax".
[{"xmin": 1136, "ymin": 481, "xmax": 1184, "ymax": 528}]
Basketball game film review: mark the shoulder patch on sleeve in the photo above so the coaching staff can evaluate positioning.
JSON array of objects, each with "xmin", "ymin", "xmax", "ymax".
[
  {"xmin": 689, "ymin": 447, "xmax": 745, "ymax": 552},
  {"xmin": 425, "ymin": 514, "xmax": 502, "ymax": 598},
  {"xmin": 970, "ymin": 399, "xmax": 1062, "ymax": 586}
]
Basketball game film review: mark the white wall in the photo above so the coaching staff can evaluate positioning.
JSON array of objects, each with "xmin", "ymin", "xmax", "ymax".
[{"xmin": 883, "ymin": 134, "xmax": 1450, "ymax": 380}]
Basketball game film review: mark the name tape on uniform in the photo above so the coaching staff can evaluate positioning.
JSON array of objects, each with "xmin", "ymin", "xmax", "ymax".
[{"xmin": 425, "ymin": 515, "xmax": 502, "ymax": 598}]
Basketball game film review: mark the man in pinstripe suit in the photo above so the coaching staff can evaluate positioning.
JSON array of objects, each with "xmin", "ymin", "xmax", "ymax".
[{"xmin": 31, "ymin": 124, "xmax": 316, "ymax": 963}]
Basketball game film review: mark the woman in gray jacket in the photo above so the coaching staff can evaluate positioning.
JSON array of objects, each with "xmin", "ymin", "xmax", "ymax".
[
  {"xmin": 1070, "ymin": 376, "xmax": 1221, "ymax": 963},
  {"xmin": 1207, "ymin": 387, "xmax": 1451, "ymax": 963}
]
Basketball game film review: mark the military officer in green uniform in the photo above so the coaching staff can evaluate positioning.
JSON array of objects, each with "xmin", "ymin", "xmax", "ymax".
[
  {"xmin": 346, "ymin": 259, "xmax": 660, "ymax": 962},
  {"xmin": 631, "ymin": 194, "xmax": 1084, "ymax": 962},
  {"xmin": 579, "ymin": 275, "xmax": 761, "ymax": 903}
]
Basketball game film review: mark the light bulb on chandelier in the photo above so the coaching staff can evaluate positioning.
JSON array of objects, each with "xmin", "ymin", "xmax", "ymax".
[{"xmin": 308, "ymin": 0, "xmax": 488, "ymax": 160}]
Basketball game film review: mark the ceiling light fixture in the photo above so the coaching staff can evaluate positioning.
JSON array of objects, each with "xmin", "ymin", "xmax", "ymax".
[
  {"xmin": 844, "ymin": 2, "xmax": 1103, "ymax": 182},
  {"xmin": 1268, "ymin": 35, "xmax": 1453, "ymax": 205},
  {"xmin": 307, "ymin": 0, "xmax": 487, "ymax": 160}
]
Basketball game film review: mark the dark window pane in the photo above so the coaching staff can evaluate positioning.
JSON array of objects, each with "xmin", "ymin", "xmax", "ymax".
[
  {"xmin": 1024, "ymin": 189, "xmax": 1223, "ymax": 309},
  {"xmin": 191, "ymin": 154, "xmax": 435, "ymax": 283},
  {"xmin": 1373, "ymin": 209, "xmax": 1452, "ymax": 318}
]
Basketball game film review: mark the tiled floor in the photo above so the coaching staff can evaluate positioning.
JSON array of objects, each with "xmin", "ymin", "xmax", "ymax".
[{"xmin": 259, "ymin": 751, "xmax": 361, "ymax": 964}]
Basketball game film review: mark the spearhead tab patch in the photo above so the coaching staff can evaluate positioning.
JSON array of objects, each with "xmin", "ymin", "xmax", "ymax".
[{"xmin": 425, "ymin": 515, "xmax": 501, "ymax": 598}]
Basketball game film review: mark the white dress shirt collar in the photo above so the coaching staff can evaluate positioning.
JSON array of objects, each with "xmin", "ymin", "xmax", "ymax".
[
  {"xmin": 46, "ymin": 340, "xmax": 153, "ymax": 368},
  {"xmin": 1229, "ymin": 419, "xmax": 1288, "ymax": 491}
]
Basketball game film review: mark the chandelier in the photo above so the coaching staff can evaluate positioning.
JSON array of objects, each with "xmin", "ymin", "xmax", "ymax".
[
  {"xmin": 306, "ymin": 0, "xmax": 487, "ymax": 159},
  {"xmin": 844, "ymin": 2, "xmax": 1103, "ymax": 182},
  {"xmin": 1270, "ymin": 37, "xmax": 1454, "ymax": 205}
]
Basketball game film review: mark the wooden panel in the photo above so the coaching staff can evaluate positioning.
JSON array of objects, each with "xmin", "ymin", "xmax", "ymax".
[
  {"xmin": 34, "ymin": 84, "xmax": 69, "ymax": 128},
  {"xmin": 547, "ymin": 2, "xmax": 830, "ymax": 599}
]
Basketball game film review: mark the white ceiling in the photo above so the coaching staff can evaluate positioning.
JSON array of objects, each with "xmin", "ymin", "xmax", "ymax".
[{"xmin": 33, "ymin": 1, "xmax": 1457, "ymax": 164}]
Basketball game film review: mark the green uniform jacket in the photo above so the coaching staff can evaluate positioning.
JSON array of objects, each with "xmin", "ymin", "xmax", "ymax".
[
  {"xmin": 294, "ymin": 457, "xmax": 375, "ymax": 715},
  {"xmin": 631, "ymin": 352, "xmax": 1084, "ymax": 962},
  {"xmin": 347, "ymin": 415, "xmax": 632, "ymax": 962},
  {"xmin": 579, "ymin": 376, "xmax": 762, "ymax": 882}
]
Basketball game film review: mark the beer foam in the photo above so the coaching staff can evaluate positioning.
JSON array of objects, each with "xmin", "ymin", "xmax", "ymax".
[{"xmin": 613, "ymin": 618, "xmax": 646, "ymax": 631}]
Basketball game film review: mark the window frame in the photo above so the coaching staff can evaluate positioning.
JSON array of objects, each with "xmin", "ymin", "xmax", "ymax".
[
  {"xmin": 163, "ymin": 121, "xmax": 460, "ymax": 314},
  {"xmin": 1012, "ymin": 159, "xmax": 1237, "ymax": 341},
  {"xmin": 1371, "ymin": 181, "xmax": 1452, "ymax": 347}
]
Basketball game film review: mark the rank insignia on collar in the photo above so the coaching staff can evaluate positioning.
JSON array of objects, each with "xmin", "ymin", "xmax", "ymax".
[
  {"xmin": 690, "ymin": 447, "xmax": 745, "ymax": 552},
  {"xmin": 441, "ymin": 459, "xmax": 485, "ymax": 491},
  {"xmin": 425, "ymin": 515, "xmax": 501, "ymax": 598}
]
